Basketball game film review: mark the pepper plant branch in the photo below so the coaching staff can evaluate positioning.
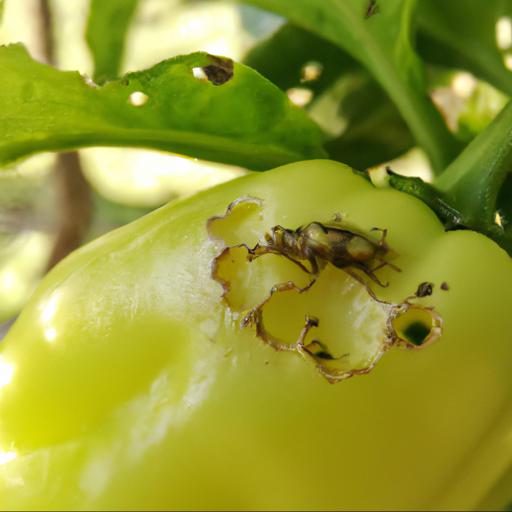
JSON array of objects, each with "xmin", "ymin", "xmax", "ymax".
[
  {"xmin": 36, "ymin": 0, "xmax": 93, "ymax": 271},
  {"xmin": 46, "ymin": 152, "xmax": 93, "ymax": 269}
]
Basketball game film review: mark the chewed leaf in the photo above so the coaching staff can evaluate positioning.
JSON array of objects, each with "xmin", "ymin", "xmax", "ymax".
[{"xmin": 0, "ymin": 45, "xmax": 326, "ymax": 170}]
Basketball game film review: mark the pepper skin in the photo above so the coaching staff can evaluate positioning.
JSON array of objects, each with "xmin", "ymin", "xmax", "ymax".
[{"xmin": 0, "ymin": 160, "xmax": 511, "ymax": 510}]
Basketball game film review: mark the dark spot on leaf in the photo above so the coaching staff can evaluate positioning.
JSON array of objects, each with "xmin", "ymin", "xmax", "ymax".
[
  {"xmin": 201, "ymin": 55, "xmax": 234, "ymax": 86},
  {"xmin": 365, "ymin": 0, "xmax": 380, "ymax": 19},
  {"xmin": 415, "ymin": 281, "xmax": 434, "ymax": 298},
  {"xmin": 402, "ymin": 321, "xmax": 431, "ymax": 346},
  {"xmin": 440, "ymin": 281, "xmax": 449, "ymax": 291}
]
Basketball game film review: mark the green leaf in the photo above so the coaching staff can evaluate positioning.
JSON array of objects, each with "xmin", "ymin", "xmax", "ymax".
[
  {"xmin": 244, "ymin": 22, "xmax": 414, "ymax": 169},
  {"xmin": 244, "ymin": 23, "xmax": 356, "ymax": 98},
  {"xmin": 241, "ymin": 0, "xmax": 460, "ymax": 173},
  {"xmin": 417, "ymin": 0, "xmax": 512, "ymax": 96},
  {"xmin": 0, "ymin": 44, "xmax": 326, "ymax": 170},
  {"xmin": 85, "ymin": 0, "xmax": 139, "ymax": 84},
  {"xmin": 325, "ymin": 74, "xmax": 414, "ymax": 169}
]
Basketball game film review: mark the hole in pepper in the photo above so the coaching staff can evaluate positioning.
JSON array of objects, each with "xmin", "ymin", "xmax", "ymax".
[
  {"xmin": 209, "ymin": 198, "xmax": 443, "ymax": 383},
  {"xmin": 402, "ymin": 321, "xmax": 431, "ymax": 346},
  {"xmin": 391, "ymin": 306, "xmax": 441, "ymax": 349}
]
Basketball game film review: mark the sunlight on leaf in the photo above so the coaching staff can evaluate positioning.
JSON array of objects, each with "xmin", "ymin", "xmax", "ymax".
[{"xmin": 0, "ymin": 44, "xmax": 325, "ymax": 170}]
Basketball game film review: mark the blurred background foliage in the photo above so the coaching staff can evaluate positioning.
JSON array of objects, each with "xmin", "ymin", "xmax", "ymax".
[{"xmin": 0, "ymin": 0, "xmax": 510, "ymax": 331}]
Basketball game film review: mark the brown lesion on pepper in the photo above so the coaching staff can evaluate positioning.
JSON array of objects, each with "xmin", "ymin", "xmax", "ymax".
[
  {"xmin": 415, "ymin": 281, "xmax": 434, "ymax": 298},
  {"xmin": 208, "ymin": 197, "xmax": 444, "ymax": 383}
]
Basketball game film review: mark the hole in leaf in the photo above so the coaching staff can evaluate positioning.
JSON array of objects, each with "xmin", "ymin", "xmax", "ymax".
[
  {"xmin": 192, "ymin": 67, "xmax": 208, "ymax": 82},
  {"xmin": 129, "ymin": 91, "xmax": 148, "ymax": 106},
  {"xmin": 192, "ymin": 55, "xmax": 234, "ymax": 86}
]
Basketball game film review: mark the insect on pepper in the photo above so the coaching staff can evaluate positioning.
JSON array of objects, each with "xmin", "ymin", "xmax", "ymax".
[
  {"xmin": 245, "ymin": 219, "xmax": 401, "ymax": 292},
  {"xmin": 209, "ymin": 195, "xmax": 442, "ymax": 383}
]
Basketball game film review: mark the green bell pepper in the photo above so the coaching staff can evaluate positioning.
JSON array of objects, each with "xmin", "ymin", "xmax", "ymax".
[{"xmin": 0, "ymin": 160, "xmax": 511, "ymax": 510}]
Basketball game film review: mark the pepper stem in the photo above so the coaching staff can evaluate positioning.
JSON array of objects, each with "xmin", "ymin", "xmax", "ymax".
[
  {"xmin": 386, "ymin": 98, "xmax": 512, "ymax": 255},
  {"xmin": 434, "ymin": 99, "xmax": 512, "ymax": 229}
]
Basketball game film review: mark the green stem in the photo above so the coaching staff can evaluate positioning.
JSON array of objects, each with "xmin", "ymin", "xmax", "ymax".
[
  {"xmin": 435, "ymin": 99, "xmax": 512, "ymax": 227},
  {"xmin": 330, "ymin": 0, "xmax": 461, "ymax": 173},
  {"xmin": 366, "ymin": 54, "xmax": 460, "ymax": 174}
]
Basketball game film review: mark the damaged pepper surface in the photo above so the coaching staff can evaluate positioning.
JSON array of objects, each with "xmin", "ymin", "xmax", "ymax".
[{"xmin": 1, "ymin": 160, "xmax": 512, "ymax": 510}]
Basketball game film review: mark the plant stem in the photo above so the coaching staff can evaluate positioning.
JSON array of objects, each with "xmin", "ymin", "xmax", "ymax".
[
  {"xmin": 46, "ymin": 152, "xmax": 93, "ymax": 269},
  {"xmin": 37, "ymin": 0, "xmax": 93, "ymax": 270},
  {"xmin": 434, "ymin": 99, "xmax": 512, "ymax": 228}
]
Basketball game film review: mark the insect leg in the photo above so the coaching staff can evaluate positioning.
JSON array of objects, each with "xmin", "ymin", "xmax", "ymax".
[
  {"xmin": 282, "ymin": 254, "xmax": 317, "ymax": 275},
  {"xmin": 371, "ymin": 259, "xmax": 401, "ymax": 273},
  {"xmin": 308, "ymin": 256, "xmax": 325, "ymax": 275},
  {"xmin": 355, "ymin": 263, "xmax": 389, "ymax": 288},
  {"xmin": 343, "ymin": 267, "xmax": 391, "ymax": 305},
  {"xmin": 245, "ymin": 244, "xmax": 315, "ymax": 276},
  {"xmin": 246, "ymin": 243, "xmax": 278, "ymax": 260}
]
